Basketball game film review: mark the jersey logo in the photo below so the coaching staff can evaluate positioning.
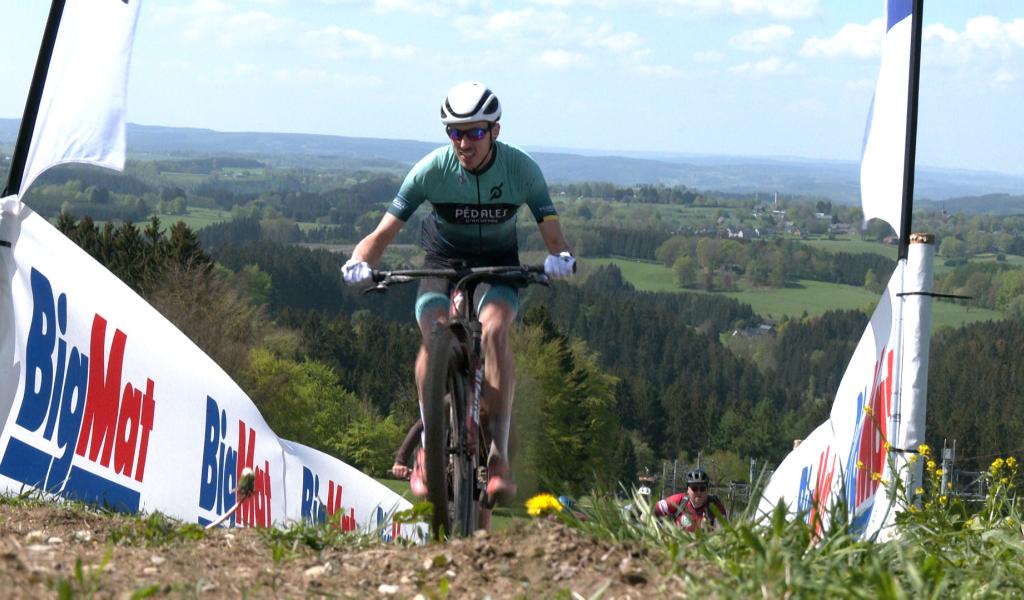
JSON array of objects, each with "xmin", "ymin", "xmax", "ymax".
[
  {"xmin": 435, "ymin": 203, "xmax": 519, "ymax": 225},
  {"xmin": 489, "ymin": 183, "xmax": 504, "ymax": 201}
]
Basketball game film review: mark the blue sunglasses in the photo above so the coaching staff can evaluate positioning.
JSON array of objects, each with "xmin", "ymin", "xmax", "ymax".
[{"xmin": 446, "ymin": 124, "xmax": 493, "ymax": 141}]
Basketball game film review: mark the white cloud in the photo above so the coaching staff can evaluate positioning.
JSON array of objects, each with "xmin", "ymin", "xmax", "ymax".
[
  {"xmin": 693, "ymin": 50, "xmax": 725, "ymax": 63},
  {"xmin": 537, "ymin": 49, "xmax": 589, "ymax": 68},
  {"xmin": 730, "ymin": 55, "xmax": 792, "ymax": 75},
  {"xmin": 730, "ymin": 0, "xmax": 817, "ymax": 19},
  {"xmin": 635, "ymin": 64, "xmax": 684, "ymax": 78},
  {"xmin": 730, "ymin": 24, "xmax": 793, "ymax": 52},
  {"xmin": 661, "ymin": 0, "xmax": 816, "ymax": 19},
  {"xmin": 372, "ymin": 0, "xmax": 444, "ymax": 15},
  {"xmin": 308, "ymin": 26, "xmax": 417, "ymax": 60},
  {"xmin": 993, "ymin": 69, "xmax": 1017, "ymax": 86},
  {"xmin": 799, "ymin": 18, "xmax": 883, "ymax": 59}
]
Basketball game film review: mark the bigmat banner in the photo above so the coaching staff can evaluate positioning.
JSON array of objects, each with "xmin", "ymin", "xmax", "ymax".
[
  {"xmin": 0, "ymin": 205, "xmax": 420, "ymax": 541},
  {"xmin": 759, "ymin": 239, "xmax": 934, "ymax": 541}
]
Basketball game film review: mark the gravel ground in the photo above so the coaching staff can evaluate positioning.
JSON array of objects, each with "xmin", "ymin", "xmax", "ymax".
[{"xmin": 0, "ymin": 502, "xmax": 704, "ymax": 598}]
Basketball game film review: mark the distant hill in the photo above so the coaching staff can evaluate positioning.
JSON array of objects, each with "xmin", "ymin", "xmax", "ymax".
[{"xmin": 2, "ymin": 118, "xmax": 1022, "ymax": 204}]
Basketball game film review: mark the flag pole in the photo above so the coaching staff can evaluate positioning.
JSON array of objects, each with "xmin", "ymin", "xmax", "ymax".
[
  {"xmin": 896, "ymin": 0, "xmax": 925, "ymax": 261},
  {"xmin": 2, "ymin": 0, "xmax": 67, "ymax": 198}
]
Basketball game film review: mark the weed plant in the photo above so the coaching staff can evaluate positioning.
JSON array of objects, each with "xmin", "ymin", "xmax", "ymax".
[{"xmin": 559, "ymin": 451, "xmax": 1024, "ymax": 598}]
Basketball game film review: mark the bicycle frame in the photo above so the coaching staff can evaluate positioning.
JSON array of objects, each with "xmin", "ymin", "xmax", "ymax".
[{"xmin": 366, "ymin": 265, "xmax": 547, "ymax": 538}]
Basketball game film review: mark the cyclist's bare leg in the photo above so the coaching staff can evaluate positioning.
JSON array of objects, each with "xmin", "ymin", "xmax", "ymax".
[
  {"xmin": 411, "ymin": 307, "xmax": 448, "ymax": 497},
  {"xmin": 416, "ymin": 307, "xmax": 449, "ymax": 419},
  {"xmin": 478, "ymin": 301, "xmax": 517, "ymax": 498}
]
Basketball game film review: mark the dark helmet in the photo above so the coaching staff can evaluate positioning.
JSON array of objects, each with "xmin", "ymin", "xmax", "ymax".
[{"xmin": 686, "ymin": 469, "xmax": 710, "ymax": 486}]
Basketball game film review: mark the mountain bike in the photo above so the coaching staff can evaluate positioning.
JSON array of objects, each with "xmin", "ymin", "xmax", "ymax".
[{"xmin": 366, "ymin": 264, "xmax": 549, "ymax": 539}]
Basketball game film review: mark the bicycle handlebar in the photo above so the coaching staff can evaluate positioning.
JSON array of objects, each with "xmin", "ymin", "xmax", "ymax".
[{"xmin": 363, "ymin": 265, "xmax": 548, "ymax": 294}]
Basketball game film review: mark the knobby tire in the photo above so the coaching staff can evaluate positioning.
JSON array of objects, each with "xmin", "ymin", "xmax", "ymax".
[{"xmin": 423, "ymin": 326, "xmax": 476, "ymax": 539}]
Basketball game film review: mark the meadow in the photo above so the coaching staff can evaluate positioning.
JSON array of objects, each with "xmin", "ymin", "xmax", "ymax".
[{"xmin": 588, "ymin": 257, "xmax": 1003, "ymax": 329}]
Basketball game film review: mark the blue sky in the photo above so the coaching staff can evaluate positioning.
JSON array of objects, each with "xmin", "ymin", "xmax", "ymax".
[{"xmin": 2, "ymin": 1, "xmax": 1022, "ymax": 174}]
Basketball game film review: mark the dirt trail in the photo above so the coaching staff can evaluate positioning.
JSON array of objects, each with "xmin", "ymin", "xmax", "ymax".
[{"xmin": 0, "ymin": 503, "xmax": 693, "ymax": 598}]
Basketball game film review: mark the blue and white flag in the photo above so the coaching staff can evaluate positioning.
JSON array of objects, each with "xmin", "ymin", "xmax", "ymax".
[
  {"xmin": 16, "ymin": 0, "xmax": 142, "ymax": 198},
  {"xmin": 860, "ymin": 0, "xmax": 915, "ymax": 238}
]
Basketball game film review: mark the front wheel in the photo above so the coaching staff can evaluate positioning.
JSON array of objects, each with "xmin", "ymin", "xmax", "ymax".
[{"xmin": 423, "ymin": 326, "xmax": 477, "ymax": 539}]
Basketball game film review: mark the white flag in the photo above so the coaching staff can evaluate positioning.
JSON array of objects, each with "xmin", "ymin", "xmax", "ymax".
[
  {"xmin": 859, "ymin": 0, "xmax": 915, "ymax": 238},
  {"xmin": 17, "ymin": 0, "xmax": 142, "ymax": 197}
]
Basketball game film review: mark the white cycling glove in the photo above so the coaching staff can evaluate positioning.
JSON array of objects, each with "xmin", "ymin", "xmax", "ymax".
[
  {"xmin": 341, "ymin": 258, "xmax": 372, "ymax": 284},
  {"xmin": 544, "ymin": 251, "xmax": 576, "ymax": 279}
]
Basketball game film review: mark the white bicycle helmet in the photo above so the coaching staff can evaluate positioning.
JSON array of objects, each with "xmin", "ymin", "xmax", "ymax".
[{"xmin": 440, "ymin": 82, "xmax": 501, "ymax": 125}]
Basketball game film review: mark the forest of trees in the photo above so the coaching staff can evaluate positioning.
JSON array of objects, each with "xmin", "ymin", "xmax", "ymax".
[{"xmin": 41, "ymin": 155, "xmax": 1024, "ymax": 492}]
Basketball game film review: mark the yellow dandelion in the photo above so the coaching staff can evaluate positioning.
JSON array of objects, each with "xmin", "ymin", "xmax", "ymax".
[
  {"xmin": 883, "ymin": 441, "xmax": 891, "ymax": 452},
  {"xmin": 936, "ymin": 469, "xmax": 944, "ymax": 478},
  {"xmin": 918, "ymin": 444, "xmax": 930, "ymax": 456},
  {"xmin": 1001, "ymin": 477, "xmax": 1010, "ymax": 485},
  {"xmin": 1007, "ymin": 457, "xmax": 1018, "ymax": 470},
  {"xmin": 939, "ymin": 495, "xmax": 948, "ymax": 505},
  {"xmin": 864, "ymin": 405, "xmax": 873, "ymax": 416},
  {"xmin": 909, "ymin": 506, "xmax": 919, "ymax": 513},
  {"xmin": 915, "ymin": 487, "xmax": 924, "ymax": 495},
  {"xmin": 1007, "ymin": 517, "xmax": 1017, "ymax": 527},
  {"xmin": 881, "ymin": 479, "xmax": 890, "ymax": 486},
  {"xmin": 946, "ymin": 482, "xmax": 952, "ymax": 489},
  {"xmin": 871, "ymin": 472, "xmax": 881, "ymax": 482},
  {"xmin": 991, "ymin": 458, "xmax": 1005, "ymax": 473},
  {"xmin": 927, "ymin": 460, "xmax": 937, "ymax": 471},
  {"xmin": 966, "ymin": 518, "xmax": 975, "ymax": 527},
  {"xmin": 908, "ymin": 454, "xmax": 918, "ymax": 464},
  {"xmin": 857, "ymin": 460, "xmax": 864, "ymax": 470},
  {"xmin": 525, "ymin": 493, "xmax": 563, "ymax": 517}
]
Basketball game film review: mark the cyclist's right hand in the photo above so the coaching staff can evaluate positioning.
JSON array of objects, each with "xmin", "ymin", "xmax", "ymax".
[{"xmin": 341, "ymin": 258, "xmax": 371, "ymax": 284}]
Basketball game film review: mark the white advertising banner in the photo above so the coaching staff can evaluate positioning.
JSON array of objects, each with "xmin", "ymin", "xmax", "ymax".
[
  {"xmin": 0, "ymin": 206, "xmax": 415, "ymax": 537},
  {"xmin": 759, "ymin": 240, "xmax": 935, "ymax": 541}
]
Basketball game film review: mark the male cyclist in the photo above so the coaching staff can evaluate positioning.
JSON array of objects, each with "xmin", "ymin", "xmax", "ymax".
[
  {"xmin": 342, "ymin": 82, "xmax": 575, "ymax": 504},
  {"xmin": 654, "ymin": 469, "xmax": 727, "ymax": 532}
]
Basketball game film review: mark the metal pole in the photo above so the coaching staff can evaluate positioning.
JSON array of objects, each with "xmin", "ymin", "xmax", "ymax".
[
  {"xmin": 897, "ymin": 0, "xmax": 925, "ymax": 261},
  {"xmin": 940, "ymin": 441, "xmax": 953, "ymax": 496}
]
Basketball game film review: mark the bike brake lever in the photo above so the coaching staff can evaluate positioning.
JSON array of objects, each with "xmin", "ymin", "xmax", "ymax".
[{"xmin": 362, "ymin": 283, "xmax": 389, "ymax": 294}]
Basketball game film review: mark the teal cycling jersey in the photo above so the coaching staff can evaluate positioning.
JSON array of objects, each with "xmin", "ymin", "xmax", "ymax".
[{"xmin": 387, "ymin": 141, "xmax": 558, "ymax": 258}]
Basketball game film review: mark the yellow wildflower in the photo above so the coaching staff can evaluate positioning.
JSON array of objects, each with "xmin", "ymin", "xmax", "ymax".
[
  {"xmin": 991, "ymin": 458, "xmax": 1005, "ymax": 473},
  {"xmin": 927, "ymin": 460, "xmax": 937, "ymax": 471},
  {"xmin": 857, "ymin": 460, "xmax": 864, "ymax": 470},
  {"xmin": 939, "ymin": 495, "xmax": 948, "ymax": 505},
  {"xmin": 1007, "ymin": 517, "xmax": 1016, "ymax": 527},
  {"xmin": 908, "ymin": 454, "xmax": 918, "ymax": 464},
  {"xmin": 918, "ymin": 444, "xmax": 930, "ymax": 456},
  {"xmin": 936, "ymin": 469, "xmax": 944, "ymax": 478},
  {"xmin": 1001, "ymin": 477, "xmax": 1010, "ymax": 485},
  {"xmin": 871, "ymin": 472, "xmax": 881, "ymax": 482},
  {"xmin": 883, "ymin": 441, "xmax": 891, "ymax": 452},
  {"xmin": 966, "ymin": 518, "xmax": 975, "ymax": 527},
  {"xmin": 1007, "ymin": 457, "xmax": 1018, "ymax": 470},
  {"xmin": 864, "ymin": 405, "xmax": 873, "ymax": 416},
  {"xmin": 915, "ymin": 487, "xmax": 924, "ymax": 495},
  {"xmin": 525, "ymin": 493, "xmax": 563, "ymax": 517},
  {"xmin": 909, "ymin": 506, "xmax": 919, "ymax": 513}
]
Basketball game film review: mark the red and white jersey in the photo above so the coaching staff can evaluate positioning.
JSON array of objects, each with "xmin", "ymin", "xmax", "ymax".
[{"xmin": 655, "ymin": 493, "xmax": 727, "ymax": 532}]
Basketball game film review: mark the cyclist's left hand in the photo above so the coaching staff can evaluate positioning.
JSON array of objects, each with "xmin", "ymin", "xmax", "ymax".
[{"xmin": 544, "ymin": 251, "xmax": 575, "ymax": 278}]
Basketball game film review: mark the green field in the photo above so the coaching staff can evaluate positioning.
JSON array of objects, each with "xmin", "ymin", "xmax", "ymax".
[
  {"xmin": 802, "ymin": 236, "xmax": 898, "ymax": 259},
  {"xmin": 587, "ymin": 257, "xmax": 1002, "ymax": 329},
  {"xmin": 150, "ymin": 206, "xmax": 231, "ymax": 230}
]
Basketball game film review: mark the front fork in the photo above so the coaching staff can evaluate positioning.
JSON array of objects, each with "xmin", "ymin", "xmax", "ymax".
[{"xmin": 467, "ymin": 322, "xmax": 489, "ymax": 499}]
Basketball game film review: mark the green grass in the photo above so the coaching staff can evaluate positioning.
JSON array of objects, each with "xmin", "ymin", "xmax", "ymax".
[{"xmin": 587, "ymin": 257, "xmax": 1004, "ymax": 328}]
